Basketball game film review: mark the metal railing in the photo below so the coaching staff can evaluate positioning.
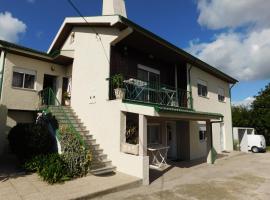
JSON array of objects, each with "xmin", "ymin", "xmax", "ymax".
[
  {"xmin": 108, "ymin": 75, "xmax": 193, "ymax": 109},
  {"xmin": 38, "ymin": 88, "xmax": 87, "ymax": 148}
]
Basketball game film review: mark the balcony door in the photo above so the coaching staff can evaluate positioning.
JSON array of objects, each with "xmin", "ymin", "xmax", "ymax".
[{"xmin": 137, "ymin": 64, "xmax": 160, "ymax": 103}]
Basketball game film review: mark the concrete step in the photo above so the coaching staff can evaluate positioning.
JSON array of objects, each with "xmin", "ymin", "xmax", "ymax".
[
  {"xmin": 85, "ymin": 138, "xmax": 96, "ymax": 144},
  {"xmin": 92, "ymin": 153, "xmax": 107, "ymax": 160},
  {"xmin": 46, "ymin": 105, "xmax": 117, "ymax": 176},
  {"xmin": 58, "ymin": 121, "xmax": 84, "ymax": 127},
  {"xmin": 90, "ymin": 166, "xmax": 116, "ymax": 175},
  {"xmin": 57, "ymin": 118, "xmax": 81, "ymax": 124},
  {"xmin": 91, "ymin": 148, "xmax": 104, "ymax": 155}
]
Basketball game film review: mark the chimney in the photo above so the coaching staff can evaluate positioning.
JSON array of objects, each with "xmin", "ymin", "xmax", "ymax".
[{"xmin": 102, "ymin": 0, "xmax": 127, "ymax": 18}]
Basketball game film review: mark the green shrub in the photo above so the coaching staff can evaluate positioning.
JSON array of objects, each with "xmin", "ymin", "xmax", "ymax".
[
  {"xmin": 8, "ymin": 123, "xmax": 56, "ymax": 162},
  {"xmin": 59, "ymin": 125, "xmax": 91, "ymax": 178},
  {"xmin": 25, "ymin": 154, "xmax": 69, "ymax": 184}
]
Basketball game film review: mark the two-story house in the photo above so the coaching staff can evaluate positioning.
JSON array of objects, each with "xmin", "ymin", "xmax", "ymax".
[{"xmin": 0, "ymin": 0, "xmax": 237, "ymax": 185}]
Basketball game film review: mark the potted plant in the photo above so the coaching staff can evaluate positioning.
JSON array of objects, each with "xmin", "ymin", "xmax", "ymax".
[
  {"xmin": 63, "ymin": 92, "xmax": 71, "ymax": 106},
  {"xmin": 112, "ymin": 74, "xmax": 126, "ymax": 99},
  {"xmin": 121, "ymin": 126, "xmax": 139, "ymax": 155}
]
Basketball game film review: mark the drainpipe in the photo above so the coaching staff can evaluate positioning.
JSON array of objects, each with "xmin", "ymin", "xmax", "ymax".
[
  {"xmin": 0, "ymin": 50, "xmax": 6, "ymax": 100},
  {"xmin": 175, "ymin": 64, "xmax": 178, "ymax": 104},
  {"xmin": 229, "ymin": 83, "xmax": 236, "ymax": 150},
  {"xmin": 209, "ymin": 117, "xmax": 224, "ymax": 164},
  {"xmin": 187, "ymin": 64, "xmax": 193, "ymax": 109}
]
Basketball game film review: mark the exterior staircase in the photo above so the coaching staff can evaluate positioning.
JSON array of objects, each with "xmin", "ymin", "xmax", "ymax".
[{"xmin": 48, "ymin": 106, "xmax": 116, "ymax": 175}]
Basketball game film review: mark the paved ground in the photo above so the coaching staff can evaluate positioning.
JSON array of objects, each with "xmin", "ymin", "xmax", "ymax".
[
  {"xmin": 94, "ymin": 152, "xmax": 270, "ymax": 200},
  {"xmin": 0, "ymin": 155, "xmax": 141, "ymax": 200}
]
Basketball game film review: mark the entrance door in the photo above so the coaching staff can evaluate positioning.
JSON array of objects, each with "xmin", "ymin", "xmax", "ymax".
[
  {"xmin": 220, "ymin": 123, "xmax": 225, "ymax": 151},
  {"xmin": 43, "ymin": 74, "xmax": 57, "ymax": 105},
  {"xmin": 43, "ymin": 74, "xmax": 57, "ymax": 92},
  {"xmin": 166, "ymin": 122, "xmax": 177, "ymax": 159}
]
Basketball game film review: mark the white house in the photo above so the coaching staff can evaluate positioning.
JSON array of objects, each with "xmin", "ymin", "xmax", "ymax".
[{"xmin": 0, "ymin": 0, "xmax": 237, "ymax": 185}]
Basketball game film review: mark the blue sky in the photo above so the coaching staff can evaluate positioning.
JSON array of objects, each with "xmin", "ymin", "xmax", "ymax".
[{"xmin": 0, "ymin": 0, "xmax": 269, "ymax": 104}]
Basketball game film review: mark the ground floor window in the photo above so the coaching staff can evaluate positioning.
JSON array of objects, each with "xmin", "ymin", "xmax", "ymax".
[
  {"xmin": 148, "ymin": 124, "xmax": 161, "ymax": 144},
  {"xmin": 126, "ymin": 113, "xmax": 139, "ymax": 144},
  {"xmin": 12, "ymin": 67, "xmax": 36, "ymax": 90},
  {"xmin": 199, "ymin": 124, "xmax": 206, "ymax": 142}
]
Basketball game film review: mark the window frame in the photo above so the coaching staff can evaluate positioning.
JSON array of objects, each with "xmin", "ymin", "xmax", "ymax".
[
  {"xmin": 197, "ymin": 79, "xmax": 208, "ymax": 98},
  {"xmin": 147, "ymin": 123, "xmax": 161, "ymax": 145},
  {"xmin": 218, "ymin": 87, "xmax": 225, "ymax": 102},
  {"xmin": 199, "ymin": 124, "xmax": 207, "ymax": 142},
  {"xmin": 12, "ymin": 67, "xmax": 36, "ymax": 90}
]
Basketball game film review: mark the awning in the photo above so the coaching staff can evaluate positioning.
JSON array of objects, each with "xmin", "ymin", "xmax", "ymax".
[{"xmin": 155, "ymin": 106, "xmax": 223, "ymax": 121}]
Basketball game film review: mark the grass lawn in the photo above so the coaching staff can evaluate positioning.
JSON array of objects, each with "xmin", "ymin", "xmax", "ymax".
[{"xmin": 266, "ymin": 146, "xmax": 270, "ymax": 152}]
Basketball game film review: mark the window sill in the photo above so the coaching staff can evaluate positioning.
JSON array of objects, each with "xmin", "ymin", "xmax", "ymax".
[
  {"xmin": 218, "ymin": 100, "xmax": 226, "ymax": 103},
  {"xmin": 12, "ymin": 87, "xmax": 37, "ymax": 92},
  {"xmin": 198, "ymin": 95, "xmax": 209, "ymax": 99}
]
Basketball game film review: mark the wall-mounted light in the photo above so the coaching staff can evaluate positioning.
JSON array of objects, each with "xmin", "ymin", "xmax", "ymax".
[{"xmin": 51, "ymin": 66, "xmax": 55, "ymax": 71}]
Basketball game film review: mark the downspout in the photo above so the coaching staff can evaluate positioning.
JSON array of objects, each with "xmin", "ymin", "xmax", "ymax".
[
  {"xmin": 210, "ymin": 117, "xmax": 224, "ymax": 164},
  {"xmin": 0, "ymin": 49, "xmax": 6, "ymax": 100},
  {"xmin": 229, "ymin": 83, "xmax": 236, "ymax": 150},
  {"xmin": 187, "ymin": 64, "xmax": 193, "ymax": 109},
  {"xmin": 175, "ymin": 64, "xmax": 178, "ymax": 104}
]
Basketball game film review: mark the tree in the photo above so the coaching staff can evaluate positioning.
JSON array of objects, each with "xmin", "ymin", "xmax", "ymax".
[
  {"xmin": 251, "ymin": 83, "xmax": 270, "ymax": 144},
  {"xmin": 232, "ymin": 106, "xmax": 252, "ymax": 127},
  {"xmin": 232, "ymin": 82, "xmax": 270, "ymax": 145}
]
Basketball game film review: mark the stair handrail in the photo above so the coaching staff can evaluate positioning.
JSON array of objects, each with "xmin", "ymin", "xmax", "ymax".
[{"xmin": 39, "ymin": 88, "xmax": 87, "ymax": 149}]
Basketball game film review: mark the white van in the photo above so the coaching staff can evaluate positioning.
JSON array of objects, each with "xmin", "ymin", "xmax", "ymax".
[
  {"xmin": 247, "ymin": 134, "xmax": 266, "ymax": 153},
  {"xmin": 233, "ymin": 127, "xmax": 266, "ymax": 153}
]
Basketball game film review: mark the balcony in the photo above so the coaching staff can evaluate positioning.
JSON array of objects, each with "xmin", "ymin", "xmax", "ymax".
[{"xmin": 108, "ymin": 75, "xmax": 193, "ymax": 109}]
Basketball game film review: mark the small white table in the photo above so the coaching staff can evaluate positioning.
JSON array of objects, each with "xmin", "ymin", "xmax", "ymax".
[
  {"xmin": 123, "ymin": 78, "xmax": 148, "ymax": 100},
  {"xmin": 147, "ymin": 144, "xmax": 170, "ymax": 168}
]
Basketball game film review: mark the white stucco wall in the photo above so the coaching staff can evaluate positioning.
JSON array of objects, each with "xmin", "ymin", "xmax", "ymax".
[
  {"xmin": 68, "ymin": 26, "xmax": 147, "ymax": 179},
  {"xmin": 188, "ymin": 65, "xmax": 233, "ymax": 158},
  {"xmin": 1, "ymin": 53, "xmax": 67, "ymax": 110}
]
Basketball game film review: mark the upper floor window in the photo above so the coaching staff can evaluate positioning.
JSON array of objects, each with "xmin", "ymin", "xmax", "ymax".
[
  {"xmin": 12, "ymin": 67, "xmax": 36, "ymax": 90},
  {"xmin": 137, "ymin": 64, "xmax": 160, "ymax": 89},
  {"xmin": 197, "ymin": 79, "xmax": 208, "ymax": 97},
  {"xmin": 218, "ymin": 87, "xmax": 225, "ymax": 102}
]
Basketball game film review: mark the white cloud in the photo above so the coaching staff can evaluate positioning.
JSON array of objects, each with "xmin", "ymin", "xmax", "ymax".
[
  {"xmin": 233, "ymin": 96, "xmax": 255, "ymax": 107},
  {"xmin": 188, "ymin": 29, "xmax": 270, "ymax": 80},
  {"xmin": 187, "ymin": 0, "xmax": 270, "ymax": 81},
  {"xmin": 197, "ymin": 0, "xmax": 270, "ymax": 30},
  {"xmin": 0, "ymin": 12, "xmax": 26, "ymax": 43}
]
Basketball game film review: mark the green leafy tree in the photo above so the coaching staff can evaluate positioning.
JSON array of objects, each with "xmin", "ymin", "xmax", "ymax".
[
  {"xmin": 232, "ymin": 83, "xmax": 270, "ymax": 145},
  {"xmin": 251, "ymin": 83, "xmax": 270, "ymax": 144},
  {"xmin": 232, "ymin": 105, "xmax": 252, "ymax": 127}
]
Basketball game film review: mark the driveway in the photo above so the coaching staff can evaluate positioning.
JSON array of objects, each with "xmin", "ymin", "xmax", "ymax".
[{"xmin": 94, "ymin": 152, "xmax": 270, "ymax": 200}]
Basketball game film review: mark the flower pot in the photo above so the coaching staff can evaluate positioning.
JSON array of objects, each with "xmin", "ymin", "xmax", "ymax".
[
  {"xmin": 114, "ymin": 88, "xmax": 126, "ymax": 99},
  {"xmin": 121, "ymin": 142, "xmax": 139, "ymax": 155}
]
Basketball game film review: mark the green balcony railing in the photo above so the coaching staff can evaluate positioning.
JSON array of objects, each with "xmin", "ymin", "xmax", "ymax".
[
  {"xmin": 108, "ymin": 75, "xmax": 193, "ymax": 109},
  {"xmin": 38, "ymin": 88, "xmax": 87, "ymax": 148}
]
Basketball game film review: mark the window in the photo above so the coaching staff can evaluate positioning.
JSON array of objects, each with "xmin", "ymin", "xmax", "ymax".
[
  {"xmin": 12, "ymin": 67, "xmax": 36, "ymax": 89},
  {"xmin": 218, "ymin": 87, "xmax": 225, "ymax": 102},
  {"xmin": 147, "ymin": 124, "xmax": 161, "ymax": 144},
  {"xmin": 199, "ymin": 124, "xmax": 206, "ymax": 142},
  {"xmin": 137, "ymin": 64, "xmax": 160, "ymax": 102},
  {"xmin": 197, "ymin": 80, "xmax": 208, "ymax": 97}
]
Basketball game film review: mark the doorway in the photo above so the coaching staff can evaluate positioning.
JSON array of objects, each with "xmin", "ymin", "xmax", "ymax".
[
  {"xmin": 43, "ymin": 74, "xmax": 57, "ymax": 92},
  {"xmin": 43, "ymin": 74, "xmax": 57, "ymax": 105},
  {"xmin": 166, "ymin": 122, "xmax": 177, "ymax": 159},
  {"xmin": 220, "ymin": 123, "xmax": 225, "ymax": 151}
]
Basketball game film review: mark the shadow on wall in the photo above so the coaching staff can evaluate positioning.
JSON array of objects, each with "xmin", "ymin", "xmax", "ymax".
[{"xmin": 0, "ymin": 104, "xmax": 10, "ymax": 155}]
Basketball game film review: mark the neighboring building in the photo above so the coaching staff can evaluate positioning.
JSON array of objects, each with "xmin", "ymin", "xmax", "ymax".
[{"xmin": 0, "ymin": 0, "xmax": 237, "ymax": 184}]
